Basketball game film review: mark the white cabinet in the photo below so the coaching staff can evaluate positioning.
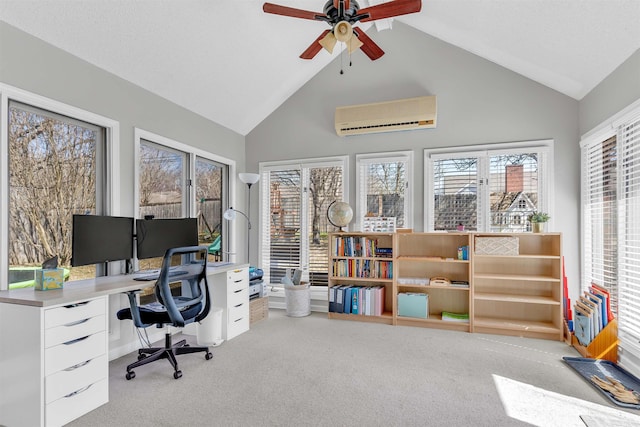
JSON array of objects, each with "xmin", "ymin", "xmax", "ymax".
[
  {"xmin": 209, "ymin": 267, "xmax": 249, "ymax": 340},
  {"xmin": 0, "ymin": 296, "xmax": 109, "ymax": 427}
]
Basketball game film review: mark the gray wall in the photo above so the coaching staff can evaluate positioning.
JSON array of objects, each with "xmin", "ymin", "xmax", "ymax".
[
  {"xmin": 247, "ymin": 23, "xmax": 582, "ymax": 301},
  {"xmin": 579, "ymin": 49, "xmax": 640, "ymax": 136},
  {"xmin": 0, "ymin": 22, "xmax": 246, "ymax": 217},
  {"xmin": 0, "ymin": 21, "xmax": 246, "ymax": 356}
]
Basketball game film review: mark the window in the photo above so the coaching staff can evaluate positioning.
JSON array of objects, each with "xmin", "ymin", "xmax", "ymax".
[
  {"xmin": 135, "ymin": 129, "xmax": 230, "ymax": 271},
  {"xmin": 582, "ymin": 102, "xmax": 640, "ymax": 371},
  {"xmin": 1, "ymin": 86, "xmax": 119, "ymax": 290},
  {"xmin": 356, "ymin": 151, "xmax": 412, "ymax": 230},
  {"xmin": 425, "ymin": 141, "xmax": 553, "ymax": 232},
  {"xmin": 260, "ymin": 157, "xmax": 348, "ymax": 287}
]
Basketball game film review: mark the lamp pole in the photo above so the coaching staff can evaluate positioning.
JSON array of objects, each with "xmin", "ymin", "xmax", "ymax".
[{"xmin": 238, "ymin": 173, "xmax": 260, "ymax": 265}]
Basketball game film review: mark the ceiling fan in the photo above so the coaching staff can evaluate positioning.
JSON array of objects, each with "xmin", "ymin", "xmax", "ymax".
[{"xmin": 263, "ymin": 0, "xmax": 422, "ymax": 61}]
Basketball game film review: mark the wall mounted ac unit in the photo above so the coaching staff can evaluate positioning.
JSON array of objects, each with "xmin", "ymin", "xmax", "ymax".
[{"xmin": 335, "ymin": 95, "xmax": 437, "ymax": 136}]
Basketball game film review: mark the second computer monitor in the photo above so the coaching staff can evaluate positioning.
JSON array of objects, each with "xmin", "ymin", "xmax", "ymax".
[{"xmin": 135, "ymin": 217, "xmax": 198, "ymax": 259}]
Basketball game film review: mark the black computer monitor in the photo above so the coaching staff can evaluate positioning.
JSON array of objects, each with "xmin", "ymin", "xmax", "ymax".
[
  {"xmin": 135, "ymin": 218, "xmax": 198, "ymax": 260},
  {"xmin": 71, "ymin": 214, "xmax": 135, "ymax": 267}
]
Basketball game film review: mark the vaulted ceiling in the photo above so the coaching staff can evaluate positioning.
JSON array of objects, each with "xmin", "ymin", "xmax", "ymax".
[{"xmin": 1, "ymin": 1, "xmax": 639, "ymax": 136}]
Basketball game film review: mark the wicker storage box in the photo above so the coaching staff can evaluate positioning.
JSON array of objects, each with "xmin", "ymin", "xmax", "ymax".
[
  {"xmin": 475, "ymin": 236, "xmax": 519, "ymax": 255},
  {"xmin": 250, "ymin": 296, "xmax": 269, "ymax": 324}
]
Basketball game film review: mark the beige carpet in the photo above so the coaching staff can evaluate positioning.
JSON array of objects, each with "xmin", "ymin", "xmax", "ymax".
[{"xmin": 69, "ymin": 310, "xmax": 640, "ymax": 427}]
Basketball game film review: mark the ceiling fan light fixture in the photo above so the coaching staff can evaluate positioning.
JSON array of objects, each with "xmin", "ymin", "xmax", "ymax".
[
  {"xmin": 347, "ymin": 35, "xmax": 363, "ymax": 53},
  {"xmin": 319, "ymin": 31, "xmax": 337, "ymax": 53},
  {"xmin": 334, "ymin": 20, "xmax": 353, "ymax": 43}
]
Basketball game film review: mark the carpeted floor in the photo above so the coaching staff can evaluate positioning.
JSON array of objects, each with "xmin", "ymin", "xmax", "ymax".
[{"xmin": 68, "ymin": 310, "xmax": 640, "ymax": 427}]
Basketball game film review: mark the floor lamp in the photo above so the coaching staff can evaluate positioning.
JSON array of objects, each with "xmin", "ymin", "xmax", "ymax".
[{"xmin": 226, "ymin": 172, "xmax": 260, "ymax": 264}]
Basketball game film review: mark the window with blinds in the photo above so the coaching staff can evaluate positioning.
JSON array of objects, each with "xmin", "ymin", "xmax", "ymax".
[
  {"xmin": 618, "ymin": 117, "xmax": 640, "ymax": 358},
  {"xmin": 426, "ymin": 142, "xmax": 551, "ymax": 232},
  {"xmin": 582, "ymin": 136, "xmax": 618, "ymax": 313},
  {"xmin": 260, "ymin": 158, "xmax": 347, "ymax": 287},
  {"xmin": 581, "ymin": 104, "xmax": 640, "ymax": 369},
  {"xmin": 356, "ymin": 152, "xmax": 412, "ymax": 230}
]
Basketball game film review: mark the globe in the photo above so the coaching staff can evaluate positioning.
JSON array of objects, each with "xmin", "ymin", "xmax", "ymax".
[{"xmin": 327, "ymin": 201, "xmax": 353, "ymax": 231}]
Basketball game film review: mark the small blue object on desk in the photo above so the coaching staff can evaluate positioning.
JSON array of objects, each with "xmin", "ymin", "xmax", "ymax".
[{"xmin": 34, "ymin": 268, "xmax": 65, "ymax": 291}]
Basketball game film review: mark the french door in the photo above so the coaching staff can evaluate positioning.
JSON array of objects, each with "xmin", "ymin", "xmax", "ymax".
[{"xmin": 260, "ymin": 157, "xmax": 347, "ymax": 286}]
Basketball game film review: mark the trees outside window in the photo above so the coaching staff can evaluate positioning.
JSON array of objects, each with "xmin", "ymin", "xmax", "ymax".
[{"xmin": 8, "ymin": 101, "xmax": 103, "ymax": 283}]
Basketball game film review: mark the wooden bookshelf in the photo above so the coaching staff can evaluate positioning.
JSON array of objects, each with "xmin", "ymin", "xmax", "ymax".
[
  {"xmin": 471, "ymin": 232, "xmax": 563, "ymax": 341},
  {"xmin": 395, "ymin": 232, "xmax": 471, "ymax": 332},
  {"xmin": 328, "ymin": 232, "xmax": 395, "ymax": 325}
]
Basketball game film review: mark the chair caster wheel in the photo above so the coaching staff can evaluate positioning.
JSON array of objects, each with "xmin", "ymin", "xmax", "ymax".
[
  {"xmin": 174, "ymin": 370, "xmax": 182, "ymax": 379},
  {"xmin": 126, "ymin": 371, "xmax": 136, "ymax": 380},
  {"xmin": 137, "ymin": 353, "xmax": 147, "ymax": 361},
  {"xmin": 205, "ymin": 352, "xmax": 213, "ymax": 360}
]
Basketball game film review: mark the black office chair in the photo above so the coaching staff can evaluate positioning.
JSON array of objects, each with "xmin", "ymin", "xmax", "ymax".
[{"xmin": 117, "ymin": 245, "xmax": 213, "ymax": 380}]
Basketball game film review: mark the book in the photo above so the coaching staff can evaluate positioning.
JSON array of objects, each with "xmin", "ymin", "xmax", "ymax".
[{"xmin": 441, "ymin": 311, "xmax": 469, "ymax": 322}]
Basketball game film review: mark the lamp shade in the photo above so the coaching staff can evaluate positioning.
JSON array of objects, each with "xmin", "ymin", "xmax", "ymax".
[
  {"xmin": 223, "ymin": 208, "xmax": 236, "ymax": 221},
  {"xmin": 239, "ymin": 173, "xmax": 260, "ymax": 185}
]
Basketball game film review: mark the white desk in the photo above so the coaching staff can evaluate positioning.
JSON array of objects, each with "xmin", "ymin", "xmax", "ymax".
[{"xmin": 0, "ymin": 263, "xmax": 249, "ymax": 427}]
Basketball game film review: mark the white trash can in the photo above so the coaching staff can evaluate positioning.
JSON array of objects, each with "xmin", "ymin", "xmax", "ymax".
[
  {"xmin": 285, "ymin": 283, "xmax": 311, "ymax": 317},
  {"xmin": 197, "ymin": 306, "xmax": 224, "ymax": 346}
]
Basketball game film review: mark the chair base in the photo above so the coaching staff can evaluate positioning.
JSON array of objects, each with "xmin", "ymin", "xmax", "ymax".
[{"xmin": 125, "ymin": 332, "xmax": 212, "ymax": 380}]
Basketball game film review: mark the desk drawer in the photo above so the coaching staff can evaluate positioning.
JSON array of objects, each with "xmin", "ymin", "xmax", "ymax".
[
  {"xmin": 227, "ymin": 269, "xmax": 248, "ymax": 291},
  {"xmin": 45, "ymin": 331, "xmax": 106, "ymax": 376},
  {"xmin": 46, "ymin": 354, "xmax": 107, "ymax": 404},
  {"xmin": 46, "ymin": 377, "xmax": 108, "ymax": 427},
  {"xmin": 227, "ymin": 311, "xmax": 249, "ymax": 340},
  {"xmin": 228, "ymin": 286, "xmax": 249, "ymax": 307},
  {"xmin": 45, "ymin": 314, "xmax": 106, "ymax": 348},
  {"xmin": 45, "ymin": 298, "xmax": 106, "ymax": 329}
]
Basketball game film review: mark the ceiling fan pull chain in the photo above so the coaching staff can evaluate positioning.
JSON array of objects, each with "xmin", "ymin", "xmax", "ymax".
[{"xmin": 340, "ymin": 45, "xmax": 344, "ymax": 75}]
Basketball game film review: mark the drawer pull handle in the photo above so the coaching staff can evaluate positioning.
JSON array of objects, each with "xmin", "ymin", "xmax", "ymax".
[
  {"xmin": 64, "ymin": 384, "xmax": 92, "ymax": 398},
  {"xmin": 64, "ymin": 359, "xmax": 91, "ymax": 371},
  {"xmin": 63, "ymin": 335, "xmax": 89, "ymax": 345},
  {"xmin": 234, "ymin": 279, "xmax": 243, "ymax": 283},
  {"xmin": 63, "ymin": 301, "xmax": 90, "ymax": 309},
  {"xmin": 233, "ymin": 318, "xmax": 243, "ymax": 323},
  {"xmin": 234, "ymin": 303, "xmax": 243, "ymax": 308},
  {"xmin": 64, "ymin": 318, "xmax": 89, "ymax": 327},
  {"xmin": 233, "ymin": 289, "xmax": 243, "ymax": 294}
]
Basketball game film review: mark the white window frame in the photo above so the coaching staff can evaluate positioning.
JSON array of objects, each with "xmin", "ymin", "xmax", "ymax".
[
  {"xmin": 0, "ymin": 83, "xmax": 121, "ymax": 289},
  {"xmin": 355, "ymin": 151, "xmax": 413, "ymax": 231},
  {"xmin": 133, "ymin": 128, "xmax": 235, "ymax": 263},
  {"xmin": 424, "ymin": 140, "xmax": 554, "ymax": 232},
  {"xmin": 258, "ymin": 155, "xmax": 349, "ymax": 294}
]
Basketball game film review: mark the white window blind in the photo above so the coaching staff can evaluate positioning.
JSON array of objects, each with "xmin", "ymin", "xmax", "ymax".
[
  {"xmin": 581, "ymin": 135, "xmax": 618, "ymax": 313},
  {"xmin": 356, "ymin": 151, "xmax": 412, "ymax": 230},
  {"xmin": 618, "ymin": 116, "xmax": 640, "ymax": 356}
]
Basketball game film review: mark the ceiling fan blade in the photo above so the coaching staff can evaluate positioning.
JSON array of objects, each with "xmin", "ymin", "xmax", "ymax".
[
  {"xmin": 356, "ymin": 0, "xmax": 422, "ymax": 22},
  {"xmin": 300, "ymin": 30, "xmax": 332, "ymax": 59},
  {"xmin": 353, "ymin": 27, "xmax": 385, "ymax": 60},
  {"xmin": 263, "ymin": 2, "xmax": 325, "ymax": 21}
]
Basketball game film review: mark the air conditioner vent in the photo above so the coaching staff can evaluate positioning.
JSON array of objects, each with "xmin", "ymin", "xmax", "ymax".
[{"xmin": 335, "ymin": 96, "xmax": 437, "ymax": 136}]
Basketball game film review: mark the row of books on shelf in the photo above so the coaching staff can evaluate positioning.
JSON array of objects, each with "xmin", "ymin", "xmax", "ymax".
[
  {"xmin": 329, "ymin": 285, "xmax": 385, "ymax": 316},
  {"xmin": 573, "ymin": 282, "xmax": 614, "ymax": 347},
  {"xmin": 332, "ymin": 259, "xmax": 393, "ymax": 279},
  {"xmin": 333, "ymin": 236, "xmax": 392, "ymax": 258}
]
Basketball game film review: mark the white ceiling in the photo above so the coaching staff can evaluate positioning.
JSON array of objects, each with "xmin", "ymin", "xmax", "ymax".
[{"xmin": 1, "ymin": 1, "xmax": 639, "ymax": 136}]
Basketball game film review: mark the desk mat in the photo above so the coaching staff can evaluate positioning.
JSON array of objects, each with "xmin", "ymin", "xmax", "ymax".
[{"xmin": 563, "ymin": 356, "xmax": 640, "ymax": 409}]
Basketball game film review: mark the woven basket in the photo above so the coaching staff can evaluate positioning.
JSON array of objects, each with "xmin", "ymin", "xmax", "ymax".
[
  {"xmin": 475, "ymin": 236, "xmax": 519, "ymax": 255},
  {"xmin": 284, "ymin": 283, "xmax": 311, "ymax": 317}
]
